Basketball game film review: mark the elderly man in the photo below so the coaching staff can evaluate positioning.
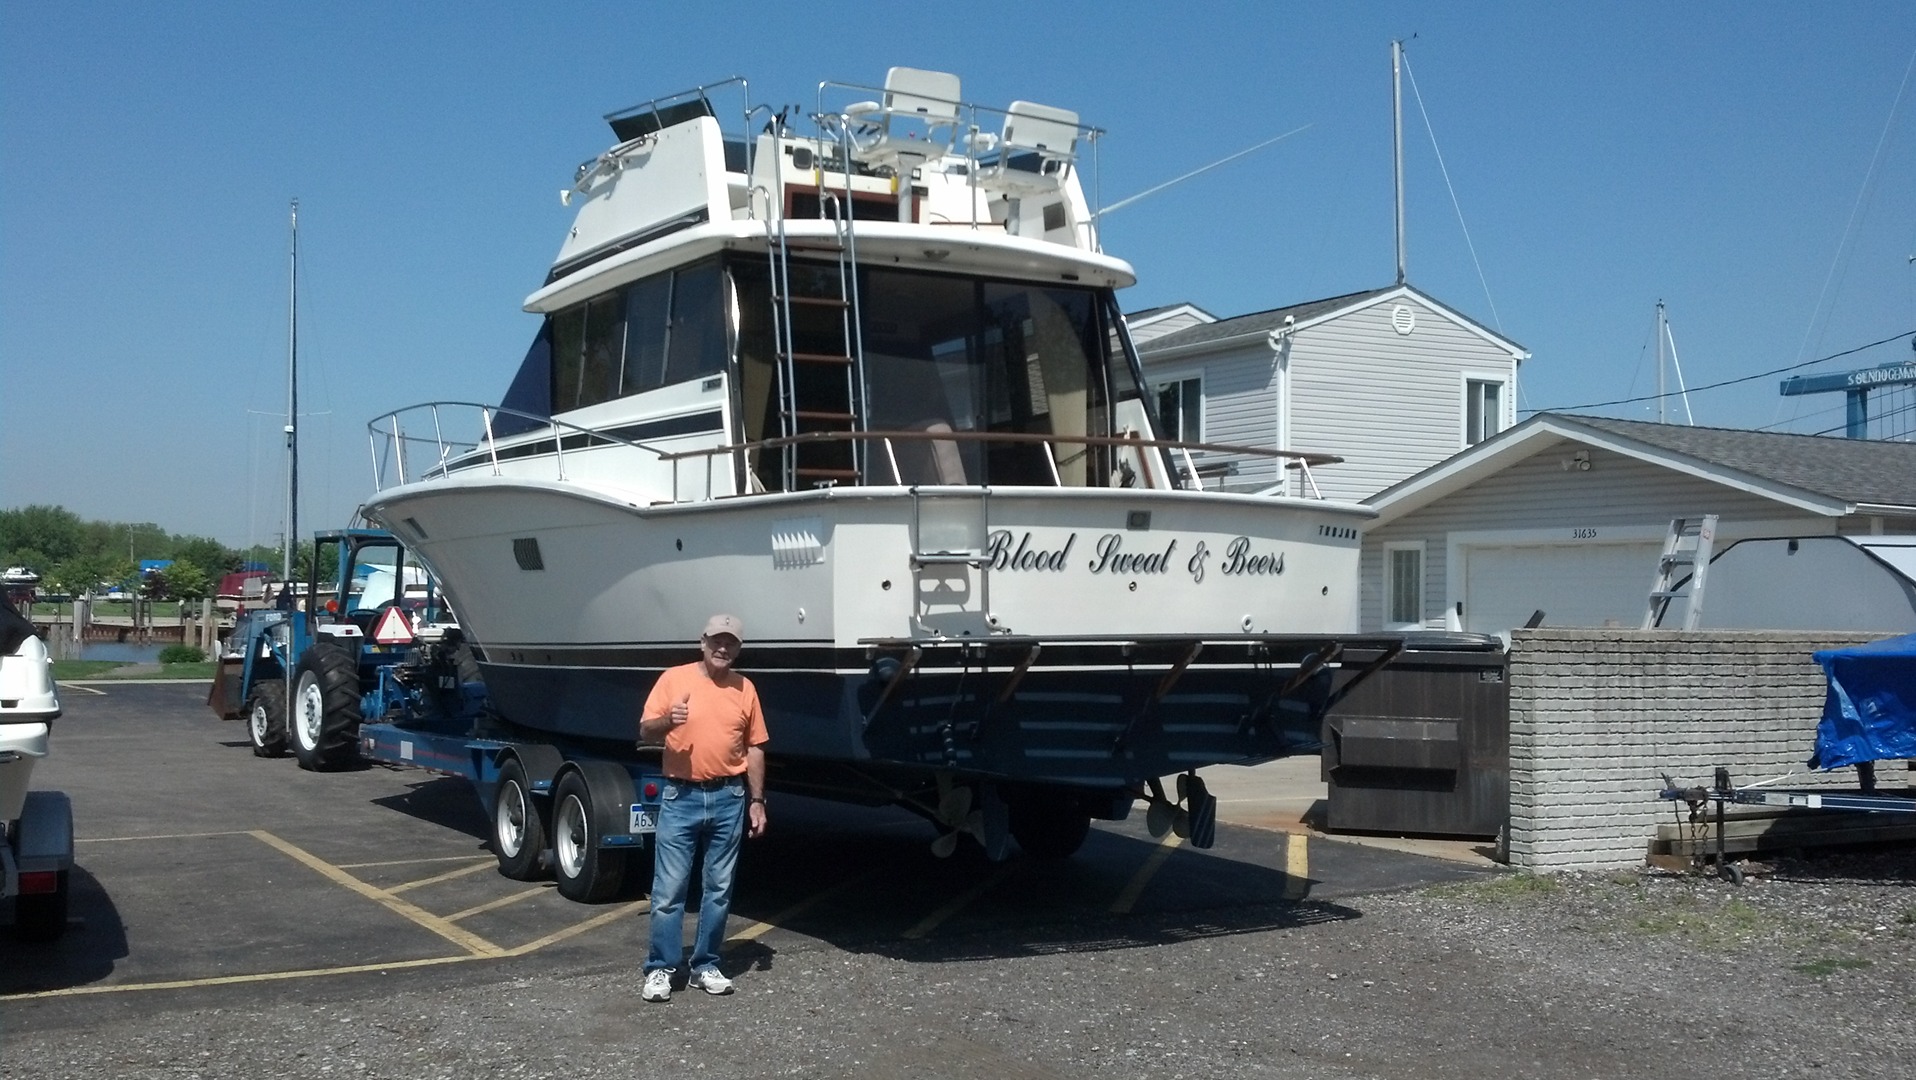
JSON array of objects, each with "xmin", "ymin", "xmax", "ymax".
[{"xmin": 637, "ymin": 614, "xmax": 769, "ymax": 1002}]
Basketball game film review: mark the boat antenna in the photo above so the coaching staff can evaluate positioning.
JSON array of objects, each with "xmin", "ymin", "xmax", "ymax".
[
  {"xmin": 284, "ymin": 198, "xmax": 299, "ymax": 601},
  {"xmin": 1090, "ymin": 124, "xmax": 1311, "ymax": 220}
]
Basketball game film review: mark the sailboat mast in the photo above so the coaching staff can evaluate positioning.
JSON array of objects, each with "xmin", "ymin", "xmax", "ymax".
[
  {"xmin": 1392, "ymin": 39, "xmax": 1407, "ymax": 286},
  {"xmin": 1655, "ymin": 299, "xmax": 1666, "ymax": 424},
  {"xmin": 284, "ymin": 199, "xmax": 299, "ymax": 588}
]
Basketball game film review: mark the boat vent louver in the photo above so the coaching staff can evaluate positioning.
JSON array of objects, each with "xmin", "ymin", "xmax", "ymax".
[{"xmin": 512, "ymin": 538, "xmax": 545, "ymax": 572}]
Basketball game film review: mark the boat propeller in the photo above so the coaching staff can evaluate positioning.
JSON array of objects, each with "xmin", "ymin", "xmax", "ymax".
[
  {"xmin": 1143, "ymin": 772, "xmax": 1218, "ymax": 850},
  {"xmin": 927, "ymin": 774, "xmax": 1011, "ymax": 860}
]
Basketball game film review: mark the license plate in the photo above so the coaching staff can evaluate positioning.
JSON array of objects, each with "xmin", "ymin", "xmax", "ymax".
[{"xmin": 628, "ymin": 806, "xmax": 657, "ymax": 833}]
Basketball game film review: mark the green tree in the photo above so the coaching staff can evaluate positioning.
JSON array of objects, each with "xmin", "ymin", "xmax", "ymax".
[
  {"xmin": 0, "ymin": 505, "xmax": 84, "ymax": 565},
  {"xmin": 171, "ymin": 536, "xmax": 235, "ymax": 580},
  {"xmin": 156, "ymin": 562, "xmax": 212, "ymax": 602}
]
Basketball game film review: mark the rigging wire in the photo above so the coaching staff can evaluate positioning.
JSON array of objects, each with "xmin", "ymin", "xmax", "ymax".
[
  {"xmin": 1400, "ymin": 52, "xmax": 1502, "ymax": 334},
  {"xmin": 1787, "ymin": 44, "xmax": 1916, "ymax": 369},
  {"xmin": 1091, "ymin": 125, "xmax": 1312, "ymax": 219},
  {"xmin": 1528, "ymin": 329, "xmax": 1916, "ymax": 413}
]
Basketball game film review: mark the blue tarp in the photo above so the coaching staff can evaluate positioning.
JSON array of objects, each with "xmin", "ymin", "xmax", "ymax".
[{"xmin": 1809, "ymin": 633, "xmax": 1916, "ymax": 770}]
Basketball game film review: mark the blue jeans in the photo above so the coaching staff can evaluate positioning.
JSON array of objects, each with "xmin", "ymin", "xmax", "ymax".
[{"xmin": 645, "ymin": 776, "xmax": 746, "ymax": 974}]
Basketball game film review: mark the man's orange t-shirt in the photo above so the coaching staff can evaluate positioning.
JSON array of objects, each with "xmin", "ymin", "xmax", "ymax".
[{"xmin": 641, "ymin": 662, "xmax": 769, "ymax": 782}]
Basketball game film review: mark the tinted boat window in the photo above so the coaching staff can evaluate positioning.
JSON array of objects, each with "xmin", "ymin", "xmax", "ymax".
[
  {"xmin": 576, "ymin": 293, "xmax": 625, "ymax": 408},
  {"xmin": 495, "ymin": 322, "xmax": 553, "ymax": 437},
  {"xmin": 665, "ymin": 260, "xmax": 726, "ymax": 384},
  {"xmin": 858, "ymin": 268, "xmax": 1128, "ymax": 487},
  {"xmin": 621, "ymin": 273, "xmax": 672, "ymax": 394},
  {"xmin": 549, "ymin": 306, "xmax": 586, "ymax": 413}
]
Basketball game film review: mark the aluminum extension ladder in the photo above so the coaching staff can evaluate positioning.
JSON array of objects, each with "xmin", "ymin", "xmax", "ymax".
[{"xmin": 1642, "ymin": 514, "xmax": 1718, "ymax": 630}]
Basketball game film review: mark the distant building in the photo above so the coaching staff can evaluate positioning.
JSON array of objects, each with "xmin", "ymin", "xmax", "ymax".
[{"xmin": 1134, "ymin": 284, "xmax": 1528, "ymax": 501}]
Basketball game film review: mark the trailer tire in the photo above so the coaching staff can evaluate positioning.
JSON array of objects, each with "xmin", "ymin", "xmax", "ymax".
[
  {"xmin": 492, "ymin": 759, "xmax": 548, "ymax": 881},
  {"xmin": 1009, "ymin": 795, "xmax": 1092, "ymax": 860},
  {"xmin": 292, "ymin": 643, "xmax": 362, "ymax": 772},
  {"xmin": 551, "ymin": 771, "xmax": 627, "ymax": 903},
  {"xmin": 14, "ymin": 870, "xmax": 69, "ymax": 942},
  {"xmin": 246, "ymin": 677, "xmax": 289, "ymax": 758}
]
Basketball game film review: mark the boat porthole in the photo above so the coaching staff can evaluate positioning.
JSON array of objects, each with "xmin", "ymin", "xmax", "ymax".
[
  {"xmin": 1321, "ymin": 586, "xmax": 1329, "ymax": 595},
  {"xmin": 881, "ymin": 580, "xmax": 891, "ymax": 590},
  {"xmin": 675, "ymin": 539, "xmax": 682, "ymax": 551},
  {"xmin": 797, "ymin": 608, "xmax": 806, "ymax": 623},
  {"xmin": 1128, "ymin": 581, "xmax": 1137, "ymax": 592}
]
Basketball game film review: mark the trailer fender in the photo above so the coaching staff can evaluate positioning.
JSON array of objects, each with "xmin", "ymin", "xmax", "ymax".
[
  {"xmin": 556, "ymin": 758, "xmax": 648, "ymax": 851},
  {"xmin": 13, "ymin": 790, "xmax": 74, "ymax": 875},
  {"xmin": 496, "ymin": 743, "xmax": 564, "ymax": 794}
]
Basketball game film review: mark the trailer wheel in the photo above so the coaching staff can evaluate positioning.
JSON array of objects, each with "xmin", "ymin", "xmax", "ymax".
[
  {"xmin": 292, "ymin": 643, "xmax": 362, "ymax": 772},
  {"xmin": 246, "ymin": 677, "xmax": 289, "ymax": 758},
  {"xmin": 14, "ymin": 870, "xmax": 70, "ymax": 942},
  {"xmin": 492, "ymin": 759, "xmax": 548, "ymax": 881},
  {"xmin": 1009, "ymin": 795, "xmax": 1092, "ymax": 860},
  {"xmin": 551, "ymin": 771, "xmax": 626, "ymax": 903}
]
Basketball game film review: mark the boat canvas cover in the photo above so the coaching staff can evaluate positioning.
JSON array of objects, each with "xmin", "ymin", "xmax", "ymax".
[{"xmin": 1810, "ymin": 633, "xmax": 1916, "ymax": 770}]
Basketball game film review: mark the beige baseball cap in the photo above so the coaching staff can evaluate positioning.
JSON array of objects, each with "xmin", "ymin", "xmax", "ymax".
[{"xmin": 701, "ymin": 614, "xmax": 744, "ymax": 642}]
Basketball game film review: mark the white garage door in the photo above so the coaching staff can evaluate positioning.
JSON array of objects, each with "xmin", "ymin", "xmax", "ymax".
[{"xmin": 1462, "ymin": 542, "xmax": 1662, "ymax": 633}]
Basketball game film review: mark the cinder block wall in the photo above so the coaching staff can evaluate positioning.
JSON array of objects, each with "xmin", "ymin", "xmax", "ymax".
[{"xmin": 1507, "ymin": 628, "xmax": 1889, "ymax": 872}]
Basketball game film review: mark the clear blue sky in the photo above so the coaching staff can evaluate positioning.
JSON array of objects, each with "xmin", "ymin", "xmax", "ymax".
[{"xmin": 4, "ymin": 2, "xmax": 1913, "ymax": 547}]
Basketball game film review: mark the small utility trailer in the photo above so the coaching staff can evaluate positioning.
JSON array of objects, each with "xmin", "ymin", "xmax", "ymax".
[
  {"xmin": 1658, "ymin": 633, "xmax": 1916, "ymax": 883},
  {"xmin": 1659, "ymin": 767, "xmax": 1916, "ymax": 884}
]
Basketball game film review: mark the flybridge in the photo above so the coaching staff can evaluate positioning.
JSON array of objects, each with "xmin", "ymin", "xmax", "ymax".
[{"xmin": 546, "ymin": 69, "xmax": 1111, "ymax": 292}]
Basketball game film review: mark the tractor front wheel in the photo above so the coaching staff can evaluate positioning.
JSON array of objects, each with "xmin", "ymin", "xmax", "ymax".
[
  {"xmin": 292, "ymin": 643, "xmax": 362, "ymax": 772},
  {"xmin": 246, "ymin": 677, "xmax": 288, "ymax": 758}
]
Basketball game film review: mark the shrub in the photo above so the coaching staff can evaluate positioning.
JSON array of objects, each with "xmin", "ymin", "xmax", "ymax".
[{"xmin": 159, "ymin": 645, "xmax": 206, "ymax": 665}]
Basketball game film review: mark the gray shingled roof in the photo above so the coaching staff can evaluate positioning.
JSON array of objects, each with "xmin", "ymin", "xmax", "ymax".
[
  {"xmin": 1137, "ymin": 287, "xmax": 1396, "ymax": 352},
  {"xmin": 1559, "ymin": 414, "xmax": 1916, "ymax": 508}
]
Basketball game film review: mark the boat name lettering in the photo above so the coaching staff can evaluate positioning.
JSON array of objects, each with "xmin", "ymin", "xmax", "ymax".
[
  {"xmin": 1218, "ymin": 536, "xmax": 1285, "ymax": 577},
  {"xmin": 1088, "ymin": 534, "xmax": 1177, "ymax": 576},
  {"xmin": 982, "ymin": 531, "xmax": 1285, "ymax": 583},
  {"xmin": 984, "ymin": 530, "xmax": 1074, "ymax": 572}
]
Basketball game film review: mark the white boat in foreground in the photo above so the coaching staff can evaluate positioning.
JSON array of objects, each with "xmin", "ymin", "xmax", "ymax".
[{"xmin": 362, "ymin": 70, "xmax": 1394, "ymax": 852}]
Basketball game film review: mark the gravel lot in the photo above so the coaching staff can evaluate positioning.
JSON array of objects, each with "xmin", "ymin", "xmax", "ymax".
[{"xmin": 6, "ymin": 848, "xmax": 1911, "ymax": 1079}]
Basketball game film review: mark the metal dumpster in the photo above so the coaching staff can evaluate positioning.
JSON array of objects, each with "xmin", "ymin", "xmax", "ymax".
[{"xmin": 1323, "ymin": 632, "xmax": 1509, "ymax": 838}]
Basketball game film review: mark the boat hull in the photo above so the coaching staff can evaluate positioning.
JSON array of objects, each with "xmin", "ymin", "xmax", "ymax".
[{"xmin": 364, "ymin": 479, "xmax": 1375, "ymax": 786}]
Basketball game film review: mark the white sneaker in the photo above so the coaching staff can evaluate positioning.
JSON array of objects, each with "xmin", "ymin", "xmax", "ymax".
[
  {"xmin": 641, "ymin": 968, "xmax": 672, "ymax": 1002},
  {"xmin": 688, "ymin": 966, "xmax": 734, "ymax": 995}
]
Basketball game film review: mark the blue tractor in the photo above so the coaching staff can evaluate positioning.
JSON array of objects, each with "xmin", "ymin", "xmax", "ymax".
[{"xmin": 208, "ymin": 528, "xmax": 479, "ymax": 770}]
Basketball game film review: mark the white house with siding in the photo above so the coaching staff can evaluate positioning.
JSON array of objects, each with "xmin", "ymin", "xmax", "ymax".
[
  {"xmin": 1359, "ymin": 413, "xmax": 1916, "ymax": 634},
  {"xmin": 1134, "ymin": 284, "xmax": 1528, "ymax": 501}
]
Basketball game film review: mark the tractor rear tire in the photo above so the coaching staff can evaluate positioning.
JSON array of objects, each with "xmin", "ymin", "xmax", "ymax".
[
  {"xmin": 246, "ymin": 677, "xmax": 288, "ymax": 758},
  {"xmin": 292, "ymin": 643, "xmax": 362, "ymax": 772}
]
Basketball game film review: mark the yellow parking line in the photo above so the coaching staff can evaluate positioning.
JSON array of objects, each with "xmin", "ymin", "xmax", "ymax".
[
  {"xmin": 1283, "ymin": 832, "xmax": 1309, "ymax": 900},
  {"xmin": 502, "ymin": 899, "xmax": 649, "ymax": 956},
  {"xmin": 339, "ymin": 854, "xmax": 499, "ymax": 869},
  {"xmin": 248, "ymin": 830, "xmax": 504, "ymax": 958},
  {"xmin": 902, "ymin": 864, "xmax": 1015, "ymax": 940},
  {"xmin": 0, "ymin": 955, "xmax": 477, "ymax": 1000},
  {"xmin": 388, "ymin": 858, "xmax": 497, "ymax": 894},
  {"xmin": 80, "ymin": 830, "xmax": 251, "ymax": 844},
  {"xmin": 727, "ymin": 869, "xmax": 880, "ymax": 944},
  {"xmin": 447, "ymin": 885, "xmax": 550, "ymax": 922},
  {"xmin": 1110, "ymin": 830, "xmax": 1182, "ymax": 914}
]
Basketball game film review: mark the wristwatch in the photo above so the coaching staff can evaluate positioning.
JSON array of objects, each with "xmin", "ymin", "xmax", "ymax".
[{"xmin": 749, "ymin": 797, "xmax": 766, "ymax": 805}]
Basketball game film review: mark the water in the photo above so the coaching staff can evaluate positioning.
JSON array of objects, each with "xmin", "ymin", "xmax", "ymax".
[{"xmin": 77, "ymin": 642, "xmax": 168, "ymax": 663}]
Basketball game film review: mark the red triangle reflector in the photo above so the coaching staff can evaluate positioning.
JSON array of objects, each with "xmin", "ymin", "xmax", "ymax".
[{"xmin": 373, "ymin": 606, "xmax": 414, "ymax": 645}]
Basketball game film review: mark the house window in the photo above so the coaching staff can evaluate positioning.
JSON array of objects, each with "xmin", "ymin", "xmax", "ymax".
[
  {"xmin": 1465, "ymin": 378, "xmax": 1504, "ymax": 445},
  {"xmin": 1384, "ymin": 542, "xmax": 1425, "ymax": 628},
  {"xmin": 1156, "ymin": 376, "xmax": 1202, "ymax": 441}
]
